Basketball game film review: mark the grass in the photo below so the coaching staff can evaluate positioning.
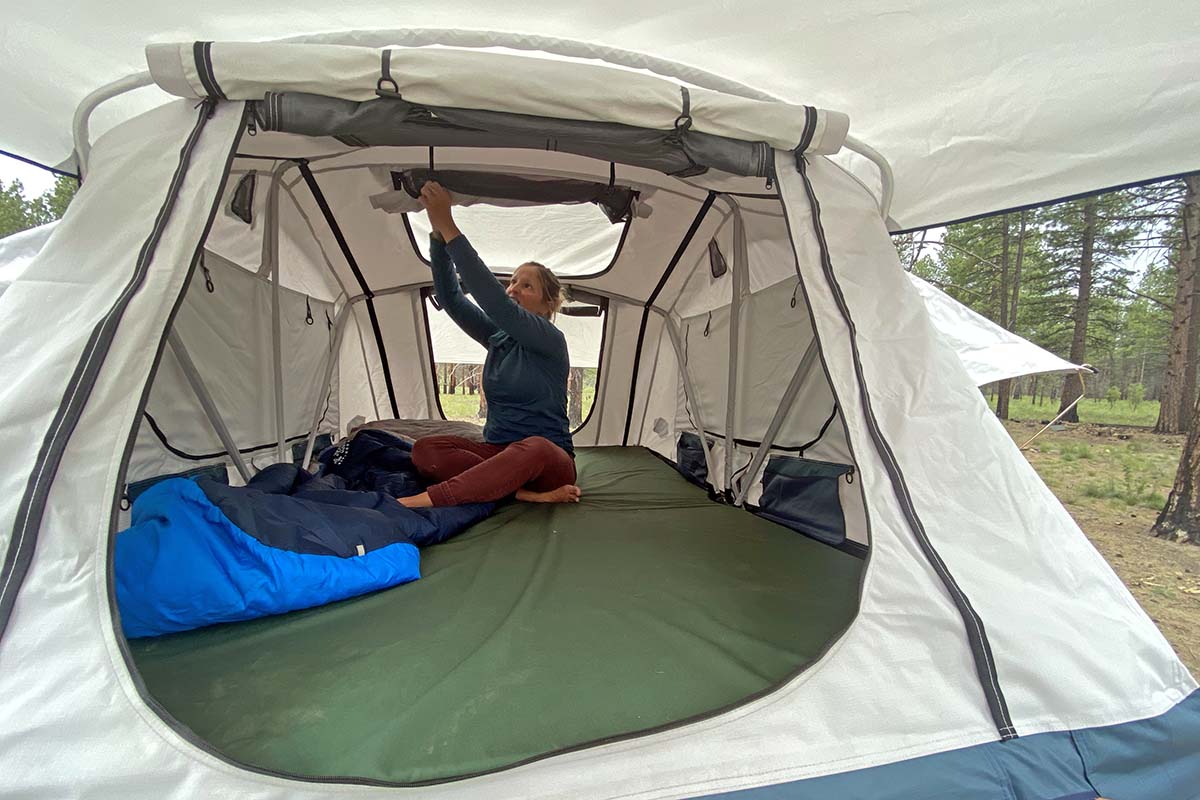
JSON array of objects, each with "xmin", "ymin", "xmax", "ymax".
[
  {"xmin": 1029, "ymin": 434, "xmax": 1177, "ymax": 511},
  {"xmin": 1000, "ymin": 396, "xmax": 1160, "ymax": 427},
  {"xmin": 436, "ymin": 387, "xmax": 597, "ymax": 424}
]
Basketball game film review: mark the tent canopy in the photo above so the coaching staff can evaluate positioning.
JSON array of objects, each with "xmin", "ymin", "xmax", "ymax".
[{"xmin": 3, "ymin": 7, "xmax": 1198, "ymax": 230}]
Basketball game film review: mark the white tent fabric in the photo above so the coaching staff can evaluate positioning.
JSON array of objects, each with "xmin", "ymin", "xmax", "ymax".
[
  {"xmin": 146, "ymin": 42, "xmax": 850, "ymax": 155},
  {"xmin": 907, "ymin": 273, "xmax": 1084, "ymax": 385},
  {"xmin": 0, "ymin": 38, "xmax": 1196, "ymax": 800},
  {"xmin": 0, "ymin": 221, "xmax": 59, "ymax": 299},
  {"xmin": 3, "ymin": 10, "xmax": 1199, "ymax": 230}
]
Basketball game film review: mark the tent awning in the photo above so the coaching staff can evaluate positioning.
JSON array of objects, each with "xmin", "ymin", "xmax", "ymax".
[
  {"xmin": 2, "ymin": 16, "xmax": 1196, "ymax": 230},
  {"xmin": 908, "ymin": 273, "xmax": 1084, "ymax": 386}
]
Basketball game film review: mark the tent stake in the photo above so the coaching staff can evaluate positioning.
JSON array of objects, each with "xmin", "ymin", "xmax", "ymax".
[{"xmin": 166, "ymin": 330, "xmax": 253, "ymax": 483}]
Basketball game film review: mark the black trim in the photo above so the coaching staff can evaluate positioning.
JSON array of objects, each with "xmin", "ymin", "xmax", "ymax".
[
  {"xmin": 795, "ymin": 155, "xmax": 1017, "ymax": 740},
  {"xmin": 0, "ymin": 148, "xmax": 79, "ymax": 180},
  {"xmin": 398, "ymin": 209, "xmax": 634, "ymax": 281},
  {"xmin": 622, "ymin": 191, "xmax": 718, "ymax": 445},
  {"xmin": 570, "ymin": 298, "xmax": 609, "ymax": 436},
  {"xmin": 192, "ymin": 42, "xmax": 227, "ymax": 101},
  {"xmin": 796, "ymin": 106, "xmax": 818, "ymax": 153},
  {"xmin": 142, "ymin": 412, "xmax": 311, "ymax": 462},
  {"xmin": 296, "ymin": 162, "xmax": 400, "ymax": 418},
  {"xmin": 0, "ymin": 99, "xmax": 219, "ymax": 643},
  {"xmin": 797, "ymin": 404, "xmax": 839, "ymax": 455},
  {"xmin": 891, "ymin": 167, "xmax": 1200, "ymax": 235}
]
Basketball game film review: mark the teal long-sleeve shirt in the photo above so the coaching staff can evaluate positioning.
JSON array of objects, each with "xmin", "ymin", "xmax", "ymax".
[{"xmin": 429, "ymin": 235, "xmax": 574, "ymax": 455}]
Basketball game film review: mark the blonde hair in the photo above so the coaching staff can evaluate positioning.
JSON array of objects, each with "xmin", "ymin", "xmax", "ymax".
[{"xmin": 521, "ymin": 261, "xmax": 565, "ymax": 320}]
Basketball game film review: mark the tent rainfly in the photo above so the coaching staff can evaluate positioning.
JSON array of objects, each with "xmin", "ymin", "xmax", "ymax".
[{"xmin": 0, "ymin": 32, "xmax": 1196, "ymax": 800}]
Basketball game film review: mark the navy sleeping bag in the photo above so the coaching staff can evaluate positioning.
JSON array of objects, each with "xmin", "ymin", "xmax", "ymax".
[{"xmin": 115, "ymin": 431, "xmax": 492, "ymax": 638}]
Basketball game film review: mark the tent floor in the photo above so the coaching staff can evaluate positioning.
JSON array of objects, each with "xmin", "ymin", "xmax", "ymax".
[{"xmin": 128, "ymin": 446, "xmax": 864, "ymax": 783}]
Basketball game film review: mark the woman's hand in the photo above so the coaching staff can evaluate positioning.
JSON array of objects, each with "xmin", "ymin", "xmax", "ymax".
[{"xmin": 419, "ymin": 181, "xmax": 461, "ymax": 242}]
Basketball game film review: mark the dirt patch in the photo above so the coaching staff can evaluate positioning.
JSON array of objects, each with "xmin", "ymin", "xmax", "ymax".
[{"xmin": 1006, "ymin": 420, "xmax": 1200, "ymax": 676}]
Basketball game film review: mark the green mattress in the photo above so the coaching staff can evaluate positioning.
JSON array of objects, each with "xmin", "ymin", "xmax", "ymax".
[{"xmin": 128, "ymin": 446, "xmax": 863, "ymax": 783}]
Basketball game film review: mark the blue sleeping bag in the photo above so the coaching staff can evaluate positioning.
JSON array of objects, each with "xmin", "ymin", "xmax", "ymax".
[{"xmin": 116, "ymin": 431, "xmax": 493, "ymax": 638}]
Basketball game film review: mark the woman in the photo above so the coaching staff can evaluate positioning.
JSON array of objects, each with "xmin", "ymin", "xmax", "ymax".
[{"xmin": 398, "ymin": 182, "xmax": 582, "ymax": 508}]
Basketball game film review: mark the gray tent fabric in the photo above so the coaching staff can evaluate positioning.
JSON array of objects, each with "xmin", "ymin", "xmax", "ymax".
[
  {"xmin": 257, "ymin": 92, "xmax": 775, "ymax": 178},
  {"xmin": 383, "ymin": 169, "xmax": 639, "ymax": 223}
]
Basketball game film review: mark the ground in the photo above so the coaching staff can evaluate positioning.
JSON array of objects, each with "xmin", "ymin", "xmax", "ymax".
[{"xmin": 1002, "ymin": 417, "xmax": 1200, "ymax": 677}]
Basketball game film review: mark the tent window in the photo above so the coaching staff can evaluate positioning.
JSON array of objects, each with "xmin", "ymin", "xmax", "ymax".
[
  {"xmin": 229, "ymin": 171, "xmax": 256, "ymax": 224},
  {"xmin": 405, "ymin": 202, "xmax": 629, "ymax": 278},
  {"xmin": 421, "ymin": 293, "xmax": 605, "ymax": 433},
  {"xmin": 708, "ymin": 239, "xmax": 728, "ymax": 279}
]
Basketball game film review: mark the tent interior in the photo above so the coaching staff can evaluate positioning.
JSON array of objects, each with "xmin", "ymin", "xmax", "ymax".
[{"xmin": 116, "ymin": 91, "xmax": 877, "ymax": 783}]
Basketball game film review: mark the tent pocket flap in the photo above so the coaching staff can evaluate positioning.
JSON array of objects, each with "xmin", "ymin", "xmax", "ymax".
[
  {"xmin": 676, "ymin": 431, "xmax": 711, "ymax": 488},
  {"xmin": 754, "ymin": 455, "xmax": 853, "ymax": 545}
]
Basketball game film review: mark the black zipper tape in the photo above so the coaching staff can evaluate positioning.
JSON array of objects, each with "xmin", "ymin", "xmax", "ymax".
[
  {"xmin": 793, "ymin": 155, "xmax": 1017, "ymax": 740},
  {"xmin": 0, "ymin": 99, "xmax": 220, "ymax": 643}
]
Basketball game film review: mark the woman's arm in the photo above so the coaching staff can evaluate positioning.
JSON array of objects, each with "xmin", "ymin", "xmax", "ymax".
[
  {"xmin": 421, "ymin": 182, "xmax": 564, "ymax": 356},
  {"xmin": 428, "ymin": 234, "xmax": 498, "ymax": 347}
]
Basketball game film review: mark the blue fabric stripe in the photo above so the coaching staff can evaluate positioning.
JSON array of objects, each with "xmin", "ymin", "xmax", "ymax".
[
  {"xmin": 115, "ymin": 479, "xmax": 420, "ymax": 638},
  {"xmin": 698, "ymin": 689, "xmax": 1200, "ymax": 800}
]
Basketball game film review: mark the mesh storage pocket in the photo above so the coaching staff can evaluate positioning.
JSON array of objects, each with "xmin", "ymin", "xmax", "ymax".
[{"xmin": 755, "ymin": 455, "xmax": 853, "ymax": 545}]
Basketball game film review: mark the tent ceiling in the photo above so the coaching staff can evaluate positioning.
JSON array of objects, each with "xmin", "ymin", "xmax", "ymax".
[{"xmin": 4, "ymin": 8, "xmax": 1198, "ymax": 230}]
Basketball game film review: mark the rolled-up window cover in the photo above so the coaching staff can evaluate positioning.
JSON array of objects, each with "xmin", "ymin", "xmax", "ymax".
[
  {"xmin": 370, "ymin": 169, "xmax": 642, "ymax": 223},
  {"xmin": 146, "ymin": 41, "xmax": 849, "ymax": 154},
  {"xmin": 259, "ymin": 91, "xmax": 776, "ymax": 179}
]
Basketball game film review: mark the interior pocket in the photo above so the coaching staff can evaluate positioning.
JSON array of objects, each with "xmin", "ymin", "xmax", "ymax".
[
  {"xmin": 676, "ymin": 431, "xmax": 712, "ymax": 488},
  {"xmin": 754, "ymin": 455, "xmax": 853, "ymax": 545}
]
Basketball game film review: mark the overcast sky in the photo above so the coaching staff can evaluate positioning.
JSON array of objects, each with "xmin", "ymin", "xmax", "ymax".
[{"xmin": 0, "ymin": 153, "xmax": 58, "ymax": 197}]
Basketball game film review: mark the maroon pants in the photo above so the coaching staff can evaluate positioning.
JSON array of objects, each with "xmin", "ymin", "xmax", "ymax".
[{"xmin": 411, "ymin": 435, "xmax": 577, "ymax": 507}]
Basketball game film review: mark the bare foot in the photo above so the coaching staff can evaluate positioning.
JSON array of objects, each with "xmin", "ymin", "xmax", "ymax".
[{"xmin": 516, "ymin": 485, "xmax": 582, "ymax": 504}]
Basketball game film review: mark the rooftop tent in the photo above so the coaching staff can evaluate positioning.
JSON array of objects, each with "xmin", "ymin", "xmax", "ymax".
[{"xmin": 0, "ymin": 33, "xmax": 1196, "ymax": 800}]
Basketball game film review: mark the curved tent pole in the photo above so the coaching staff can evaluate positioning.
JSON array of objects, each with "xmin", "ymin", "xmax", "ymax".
[
  {"xmin": 843, "ymin": 135, "xmax": 894, "ymax": 220},
  {"xmin": 76, "ymin": 35, "xmax": 895, "ymax": 219},
  {"xmin": 72, "ymin": 71, "xmax": 153, "ymax": 177}
]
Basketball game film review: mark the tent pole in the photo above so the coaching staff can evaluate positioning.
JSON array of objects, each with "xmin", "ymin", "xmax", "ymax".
[
  {"xmin": 300, "ymin": 303, "xmax": 353, "ymax": 468},
  {"xmin": 723, "ymin": 199, "xmax": 747, "ymax": 497},
  {"xmin": 167, "ymin": 330, "xmax": 253, "ymax": 484},
  {"xmin": 72, "ymin": 71, "xmax": 153, "ymax": 177},
  {"xmin": 655, "ymin": 309, "xmax": 719, "ymax": 489},
  {"xmin": 733, "ymin": 338, "xmax": 820, "ymax": 506},
  {"xmin": 262, "ymin": 162, "xmax": 292, "ymax": 464},
  {"xmin": 843, "ymin": 134, "xmax": 894, "ymax": 221},
  {"xmin": 271, "ymin": 255, "xmax": 287, "ymax": 463}
]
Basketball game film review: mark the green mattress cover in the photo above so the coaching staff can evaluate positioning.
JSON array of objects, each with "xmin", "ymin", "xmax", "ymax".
[{"xmin": 128, "ymin": 446, "xmax": 863, "ymax": 783}]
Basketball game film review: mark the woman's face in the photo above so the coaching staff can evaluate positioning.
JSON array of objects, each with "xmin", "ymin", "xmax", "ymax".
[{"xmin": 506, "ymin": 264, "xmax": 551, "ymax": 317}]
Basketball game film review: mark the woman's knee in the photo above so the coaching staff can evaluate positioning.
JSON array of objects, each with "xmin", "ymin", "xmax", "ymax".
[
  {"xmin": 411, "ymin": 436, "xmax": 450, "ymax": 473},
  {"xmin": 518, "ymin": 436, "xmax": 555, "ymax": 457}
]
